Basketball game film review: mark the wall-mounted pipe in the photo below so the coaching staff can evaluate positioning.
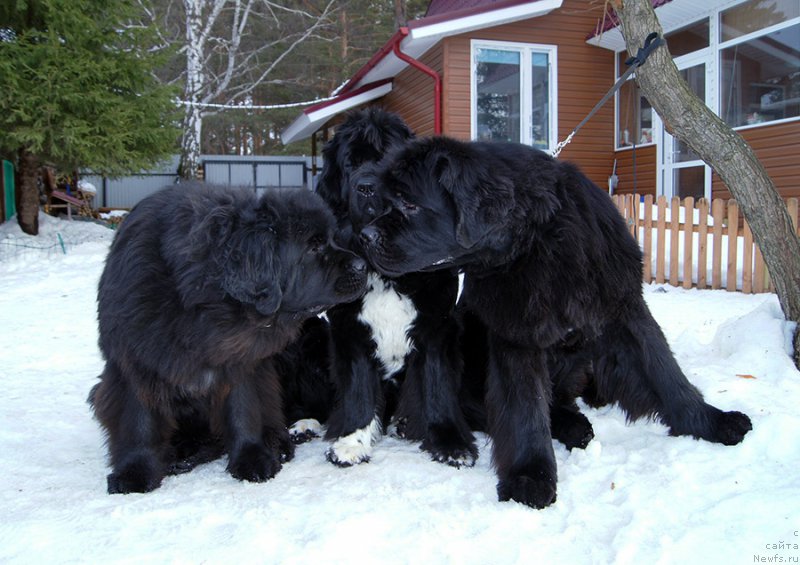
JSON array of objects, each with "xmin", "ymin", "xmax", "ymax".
[{"xmin": 392, "ymin": 27, "xmax": 442, "ymax": 135}]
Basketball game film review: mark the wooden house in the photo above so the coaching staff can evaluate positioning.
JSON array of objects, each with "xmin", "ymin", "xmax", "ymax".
[{"xmin": 282, "ymin": 0, "xmax": 800, "ymax": 201}]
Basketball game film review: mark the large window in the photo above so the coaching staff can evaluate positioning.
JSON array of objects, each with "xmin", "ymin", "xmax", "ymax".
[
  {"xmin": 472, "ymin": 41, "xmax": 557, "ymax": 151},
  {"xmin": 615, "ymin": 1, "xmax": 800, "ymax": 149},
  {"xmin": 720, "ymin": 0, "xmax": 800, "ymax": 127},
  {"xmin": 615, "ymin": 20, "xmax": 709, "ymax": 149}
]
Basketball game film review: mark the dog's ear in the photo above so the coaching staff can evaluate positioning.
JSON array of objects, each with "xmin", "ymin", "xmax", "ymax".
[
  {"xmin": 434, "ymin": 150, "xmax": 515, "ymax": 249},
  {"xmin": 250, "ymin": 200, "xmax": 283, "ymax": 315},
  {"xmin": 177, "ymin": 202, "xmax": 238, "ymax": 308}
]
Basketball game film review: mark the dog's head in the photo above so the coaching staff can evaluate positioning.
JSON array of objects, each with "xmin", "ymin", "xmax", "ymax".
[
  {"xmin": 179, "ymin": 188, "xmax": 366, "ymax": 317},
  {"xmin": 316, "ymin": 108, "xmax": 414, "ymax": 232},
  {"xmin": 357, "ymin": 137, "xmax": 559, "ymax": 277}
]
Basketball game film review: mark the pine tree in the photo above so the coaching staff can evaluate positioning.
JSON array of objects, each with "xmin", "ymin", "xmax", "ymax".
[{"xmin": 0, "ymin": 0, "xmax": 179, "ymax": 235}]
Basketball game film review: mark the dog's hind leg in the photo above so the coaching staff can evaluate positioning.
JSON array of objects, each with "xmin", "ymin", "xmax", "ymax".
[
  {"xmin": 487, "ymin": 336, "xmax": 558, "ymax": 509},
  {"xmin": 90, "ymin": 361, "xmax": 170, "ymax": 494},
  {"xmin": 592, "ymin": 303, "xmax": 752, "ymax": 445}
]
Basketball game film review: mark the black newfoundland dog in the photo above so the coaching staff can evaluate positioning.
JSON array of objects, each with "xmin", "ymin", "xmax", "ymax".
[
  {"xmin": 316, "ymin": 109, "xmax": 479, "ymax": 467},
  {"xmin": 89, "ymin": 183, "xmax": 367, "ymax": 494},
  {"xmin": 357, "ymin": 137, "xmax": 752, "ymax": 509}
]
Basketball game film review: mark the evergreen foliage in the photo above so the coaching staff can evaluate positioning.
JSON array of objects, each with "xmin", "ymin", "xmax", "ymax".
[{"xmin": 0, "ymin": 0, "xmax": 179, "ymax": 176}]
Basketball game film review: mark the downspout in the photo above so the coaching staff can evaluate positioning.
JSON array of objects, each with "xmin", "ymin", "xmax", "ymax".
[{"xmin": 391, "ymin": 27, "xmax": 442, "ymax": 135}]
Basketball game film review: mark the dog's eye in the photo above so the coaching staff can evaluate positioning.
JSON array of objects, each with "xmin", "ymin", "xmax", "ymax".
[
  {"xmin": 308, "ymin": 236, "xmax": 325, "ymax": 254},
  {"xmin": 230, "ymin": 250, "xmax": 243, "ymax": 263},
  {"xmin": 395, "ymin": 193, "xmax": 417, "ymax": 212}
]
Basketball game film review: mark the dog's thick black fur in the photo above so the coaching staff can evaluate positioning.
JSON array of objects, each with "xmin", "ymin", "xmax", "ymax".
[
  {"xmin": 358, "ymin": 137, "xmax": 752, "ymax": 508},
  {"xmin": 89, "ymin": 183, "xmax": 367, "ymax": 494},
  {"xmin": 315, "ymin": 108, "xmax": 479, "ymax": 467}
]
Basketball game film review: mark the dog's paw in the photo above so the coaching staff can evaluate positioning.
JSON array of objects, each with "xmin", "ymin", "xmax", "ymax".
[
  {"xmin": 168, "ymin": 443, "xmax": 224, "ymax": 475},
  {"xmin": 325, "ymin": 418, "xmax": 381, "ymax": 467},
  {"xmin": 710, "ymin": 410, "xmax": 752, "ymax": 445},
  {"xmin": 288, "ymin": 418, "xmax": 323, "ymax": 445},
  {"xmin": 551, "ymin": 408, "xmax": 594, "ymax": 451},
  {"xmin": 107, "ymin": 457, "xmax": 163, "ymax": 494},
  {"xmin": 227, "ymin": 443, "xmax": 281, "ymax": 482},
  {"xmin": 387, "ymin": 417, "xmax": 407, "ymax": 439},
  {"xmin": 425, "ymin": 444, "xmax": 478, "ymax": 468},
  {"xmin": 669, "ymin": 406, "xmax": 752, "ymax": 446},
  {"xmin": 268, "ymin": 427, "xmax": 296, "ymax": 463},
  {"xmin": 420, "ymin": 425, "xmax": 478, "ymax": 468},
  {"xmin": 497, "ymin": 473, "xmax": 557, "ymax": 509}
]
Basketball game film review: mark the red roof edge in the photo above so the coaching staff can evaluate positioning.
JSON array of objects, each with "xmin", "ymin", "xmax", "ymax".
[
  {"xmin": 338, "ymin": 29, "xmax": 409, "ymax": 95},
  {"xmin": 303, "ymin": 78, "xmax": 394, "ymax": 116}
]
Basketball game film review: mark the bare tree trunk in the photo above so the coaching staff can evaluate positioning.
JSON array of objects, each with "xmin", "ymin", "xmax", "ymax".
[
  {"xmin": 340, "ymin": 8, "xmax": 348, "ymax": 60},
  {"xmin": 16, "ymin": 147, "xmax": 40, "ymax": 236},
  {"xmin": 394, "ymin": 0, "xmax": 407, "ymax": 30},
  {"xmin": 178, "ymin": 0, "xmax": 208, "ymax": 180},
  {"xmin": 612, "ymin": 0, "xmax": 800, "ymax": 368}
]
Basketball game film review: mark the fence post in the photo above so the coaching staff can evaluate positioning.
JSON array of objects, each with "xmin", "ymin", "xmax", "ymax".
[
  {"xmin": 656, "ymin": 196, "xmax": 667, "ymax": 284},
  {"xmin": 683, "ymin": 196, "xmax": 694, "ymax": 289},
  {"xmin": 711, "ymin": 199, "xmax": 724, "ymax": 289},
  {"xmin": 669, "ymin": 197, "xmax": 680, "ymax": 286},
  {"xmin": 642, "ymin": 194, "xmax": 653, "ymax": 284},
  {"xmin": 697, "ymin": 198, "xmax": 709, "ymax": 290},
  {"xmin": 742, "ymin": 221, "xmax": 754, "ymax": 294},
  {"xmin": 727, "ymin": 200, "xmax": 739, "ymax": 292}
]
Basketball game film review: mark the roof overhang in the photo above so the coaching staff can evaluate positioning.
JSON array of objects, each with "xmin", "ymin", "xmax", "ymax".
[
  {"xmin": 282, "ymin": 0, "xmax": 563, "ymax": 144},
  {"xmin": 341, "ymin": 0, "xmax": 562, "ymax": 92},
  {"xmin": 281, "ymin": 80, "xmax": 393, "ymax": 145},
  {"xmin": 586, "ymin": 0, "xmax": 733, "ymax": 51}
]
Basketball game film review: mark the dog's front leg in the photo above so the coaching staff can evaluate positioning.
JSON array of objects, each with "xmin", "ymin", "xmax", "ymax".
[
  {"xmin": 324, "ymin": 304, "xmax": 384, "ymax": 466},
  {"xmin": 486, "ymin": 336, "xmax": 557, "ymax": 509},
  {"xmin": 223, "ymin": 366, "xmax": 284, "ymax": 482}
]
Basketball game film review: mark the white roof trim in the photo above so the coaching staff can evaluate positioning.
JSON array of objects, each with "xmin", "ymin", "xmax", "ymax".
[
  {"xmin": 410, "ymin": 0, "xmax": 563, "ymax": 40},
  {"xmin": 281, "ymin": 82, "xmax": 393, "ymax": 145},
  {"xmin": 350, "ymin": 0, "xmax": 563, "ymax": 91},
  {"xmin": 586, "ymin": 0, "xmax": 735, "ymax": 51}
]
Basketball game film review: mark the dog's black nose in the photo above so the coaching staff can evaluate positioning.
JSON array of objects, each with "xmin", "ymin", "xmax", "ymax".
[
  {"xmin": 348, "ymin": 257, "xmax": 367, "ymax": 273},
  {"xmin": 356, "ymin": 182, "xmax": 375, "ymax": 197},
  {"xmin": 360, "ymin": 226, "xmax": 380, "ymax": 246}
]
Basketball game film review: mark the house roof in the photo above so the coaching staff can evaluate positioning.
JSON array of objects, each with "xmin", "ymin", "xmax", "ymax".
[
  {"xmin": 281, "ymin": 0, "xmax": 562, "ymax": 144},
  {"xmin": 586, "ymin": 0, "xmax": 732, "ymax": 51},
  {"xmin": 282, "ymin": 0, "xmax": 735, "ymax": 145}
]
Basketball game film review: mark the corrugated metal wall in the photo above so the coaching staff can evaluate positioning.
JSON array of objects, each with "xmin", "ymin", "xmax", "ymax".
[{"xmin": 83, "ymin": 155, "xmax": 314, "ymax": 209}]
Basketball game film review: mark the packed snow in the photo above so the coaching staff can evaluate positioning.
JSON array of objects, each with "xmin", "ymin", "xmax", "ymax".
[{"xmin": 1, "ymin": 213, "xmax": 799, "ymax": 564}]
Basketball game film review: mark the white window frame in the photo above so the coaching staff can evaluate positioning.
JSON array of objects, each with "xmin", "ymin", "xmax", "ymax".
[
  {"xmin": 613, "ymin": 0, "xmax": 800, "ymax": 151},
  {"xmin": 470, "ymin": 39, "xmax": 558, "ymax": 152}
]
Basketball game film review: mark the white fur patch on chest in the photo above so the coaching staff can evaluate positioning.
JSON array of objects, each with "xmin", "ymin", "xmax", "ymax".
[{"xmin": 357, "ymin": 273, "xmax": 417, "ymax": 378}]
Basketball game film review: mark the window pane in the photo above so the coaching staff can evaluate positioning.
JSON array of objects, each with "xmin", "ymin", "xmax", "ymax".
[
  {"xmin": 531, "ymin": 53, "xmax": 549, "ymax": 150},
  {"xmin": 720, "ymin": 22, "xmax": 800, "ymax": 127},
  {"xmin": 666, "ymin": 19, "xmax": 710, "ymax": 57},
  {"xmin": 675, "ymin": 65, "xmax": 705, "ymax": 161},
  {"xmin": 673, "ymin": 166, "xmax": 706, "ymax": 200},
  {"xmin": 476, "ymin": 48, "xmax": 521, "ymax": 142},
  {"xmin": 721, "ymin": 0, "xmax": 799, "ymax": 42},
  {"xmin": 618, "ymin": 79, "xmax": 653, "ymax": 146}
]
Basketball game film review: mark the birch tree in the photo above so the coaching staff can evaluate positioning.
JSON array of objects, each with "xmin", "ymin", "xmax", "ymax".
[{"xmin": 140, "ymin": 0, "xmax": 336, "ymax": 179}]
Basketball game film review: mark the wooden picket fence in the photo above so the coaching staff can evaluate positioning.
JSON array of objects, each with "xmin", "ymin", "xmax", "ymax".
[{"xmin": 610, "ymin": 194, "xmax": 800, "ymax": 294}]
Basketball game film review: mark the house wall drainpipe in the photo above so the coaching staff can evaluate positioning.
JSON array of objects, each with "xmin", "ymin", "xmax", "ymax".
[{"xmin": 392, "ymin": 27, "xmax": 442, "ymax": 135}]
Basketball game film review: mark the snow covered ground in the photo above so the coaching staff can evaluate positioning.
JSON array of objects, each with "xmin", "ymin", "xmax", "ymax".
[{"xmin": 1, "ymin": 213, "xmax": 799, "ymax": 564}]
